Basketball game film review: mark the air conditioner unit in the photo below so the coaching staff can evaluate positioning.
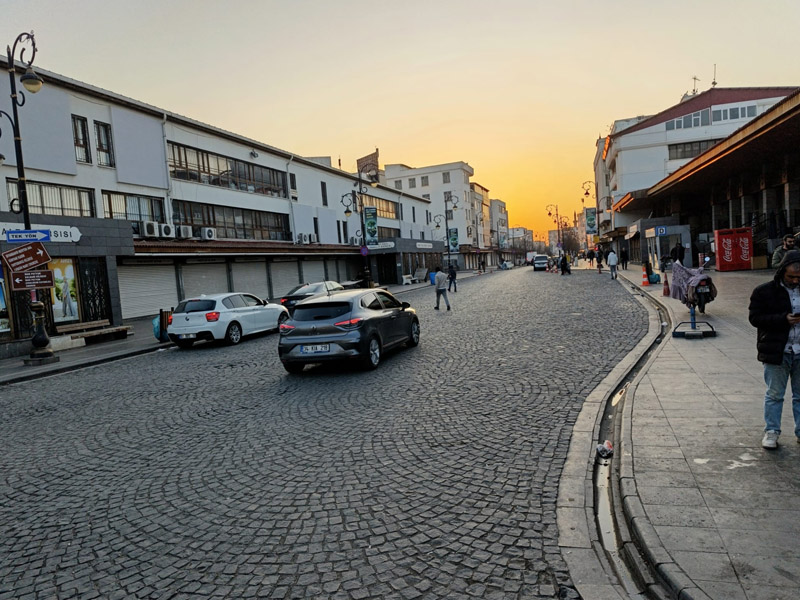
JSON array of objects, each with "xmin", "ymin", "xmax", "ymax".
[
  {"xmin": 200, "ymin": 227, "xmax": 217, "ymax": 240},
  {"xmin": 296, "ymin": 233, "xmax": 305, "ymax": 244},
  {"xmin": 176, "ymin": 225, "xmax": 193, "ymax": 239},
  {"xmin": 301, "ymin": 233, "xmax": 310, "ymax": 244},
  {"xmin": 141, "ymin": 220, "xmax": 160, "ymax": 238},
  {"xmin": 349, "ymin": 236, "xmax": 363, "ymax": 246},
  {"xmin": 309, "ymin": 233, "xmax": 318, "ymax": 243},
  {"xmin": 159, "ymin": 223, "xmax": 175, "ymax": 238}
]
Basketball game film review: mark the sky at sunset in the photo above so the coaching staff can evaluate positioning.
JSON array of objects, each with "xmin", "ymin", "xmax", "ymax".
[{"xmin": 2, "ymin": 0, "xmax": 799, "ymax": 235}]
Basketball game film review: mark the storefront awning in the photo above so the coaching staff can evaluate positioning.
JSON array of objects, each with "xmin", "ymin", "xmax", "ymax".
[{"xmin": 624, "ymin": 231, "xmax": 640, "ymax": 240}]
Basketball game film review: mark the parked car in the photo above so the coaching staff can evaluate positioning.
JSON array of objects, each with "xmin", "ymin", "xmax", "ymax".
[
  {"xmin": 280, "ymin": 281, "xmax": 344, "ymax": 313},
  {"xmin": 532, "ymin": 255, "xmax": 549, "ymax": 271},
  {"xmin": 278, "ymin": 289, "xmax": 419, "ymax": 373},
  {"xmin": 167, "ymin": 292, "xmax": 289, "ymax": 348}
]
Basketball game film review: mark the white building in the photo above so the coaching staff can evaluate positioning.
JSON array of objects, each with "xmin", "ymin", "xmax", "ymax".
[
  {"xmin": 593, "ymin": 87, "xmax": 797, "ymax": 255},
  {"xmin": 0, "ymin": 59, "xmax": 438, "ymax": 351},
  {"xmin": 489, "ymin": 199, "xmax": 509, "ymax": 261}
]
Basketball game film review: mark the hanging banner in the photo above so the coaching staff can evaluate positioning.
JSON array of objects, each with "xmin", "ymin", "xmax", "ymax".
[
  {"xmin": 364, "ymin": 207, "xmax": 378, "ymax": 246},
  {"xmin": 447, "ymin": 227, "xmax": 459, "ymax": 253},
  {"xmin": 585, "ymin": 208, "xmax": 597, "ymax": 235}
]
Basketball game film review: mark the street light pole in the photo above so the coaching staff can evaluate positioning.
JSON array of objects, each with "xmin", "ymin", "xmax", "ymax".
[
  {"xmin": 341, "ymin": 168, "xmax": 379, "ymax": 287},
  {"xmin": 546, "ymin": 204, "xmax": 562, "ymax": 246}
]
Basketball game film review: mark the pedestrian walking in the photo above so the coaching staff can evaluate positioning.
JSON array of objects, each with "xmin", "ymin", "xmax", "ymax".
[
  {"xmin": 607, "ymin": 249, "xmax": 618, "ymax": 279},
  {"xmin": 433, "ymin": 266, "xmax": 451, "ymax": 311},
  {"xmin": 748, "ymin": 250, "xmax": 800, "ymax": 448},
  {"xmin": 670, "ymin": 241, "xmax": 686, "ymax": 265},
  {"xmin": 559, "ymin": 254, "xmax": 571, "ymax": 275},
  {"xmin": 596, "ymin": 248, "xmax": 604, "ymax": 273},
  {"xmin": 772, "ymin": 234, "xmax": 796, "ymax": 269},
  {"xmin": 620, "ymin": 248, "xmax": 628, "ymax": 270},
  {"xmin": 447, "ymin": 264, "xmax": 457, "ymax": 292},
  {"xmin": 587, "ymin": 248, "xmax": 595, "ymax": 267}
]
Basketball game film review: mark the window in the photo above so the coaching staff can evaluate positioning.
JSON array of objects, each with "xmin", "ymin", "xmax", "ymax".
[
  {"xmin": 747, "ymin": 105, "xmax": 757, "ymax": 117},
  {"xmin": 337, "ymin": 220, "xmax": 342, "ymax": 244},
  {"xmin": 72, "ymin": 116, "xmax": 91, "ymax": 163},
  {"xmin": 422, "ymin": 194, "xmax": 430, "ymax": 200},
  {"xmin": 167, "ymin": 142, "xmax": 288, "ymax": 199},
  {"xmin": 313, "ymin": 217, "xmax": 319, "ymax": 237},
  {"xmin": 171, "ymin": 198, "xmax": 290, "ymax": 240},
  {"xmin": 394, "ymin": 180, "xmax": 403, "ymax": 190},
  {"xmin": 667, "ymin": 139, "xmax": 723, "ymax": 160},
  {"xmin": 362, "ymin": 292, "xmax": 382, "ymax": 310},
  {"xmin": 94, "ymin": 121, "xmax": 115, "ymax": 167},
  {"xmin": 362, "ymin": 195, "xmax": 399, "ymax": 219},
  {"xmin": 420, "ymin": 176, "xmax": 429, "ymax": 186},
  {"xmin": 729, "ymin": 107, "xmax": 739, "ymax": 119},
  {"xmin": 377, "ymin": 226, "xmax": 400, "ymax": 239},
  {"xmin": 102, "ymin": 191, "xmax": 164, "ymax": 230},
  {"xmin": 408, "ymin": 178, "xmax": 416, "ymax": 189},
  {"xmin": 376, "ymin": 291, "xmax": 401, "ymax": 308},
  {"xmin": 412, "ymin": 206, "xmax": 416, "ymax": 223},
  {"xmin": 241, "ymin": 294, "xmax": 262, "ymax": 307},
  {"xmin": 320, "ymin": 181, "xmax": 328, "ymax": 206},
  {"xmin": 8, "ymin": 180, "xmax": 94, "ymax": 217},
  {"xmin": 442, "ymin": 172, "xmax": 451, "ymax": 184}
]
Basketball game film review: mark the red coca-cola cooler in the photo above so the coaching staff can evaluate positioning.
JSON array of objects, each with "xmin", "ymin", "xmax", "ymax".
[{"xmin": 713, "ymin": 227, "xmax": 753, "ymax": 271}]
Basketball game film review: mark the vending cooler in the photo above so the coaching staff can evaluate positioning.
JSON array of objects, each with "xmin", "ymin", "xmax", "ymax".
[{"xmin": 713, "ymin": 227, "xmax": 753, "ymax": 271}]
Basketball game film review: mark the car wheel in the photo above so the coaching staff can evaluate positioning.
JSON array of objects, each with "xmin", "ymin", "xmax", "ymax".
[
  {"xmin": 225, "ymin": 322, "xmax": 242, "ymax": 345},
  {"xmin": 407, "ymin": 319, "xmax": 420, "ymax": 347},
  {"xmin": 175, "ymin": 339, "xmax": 194, "ymax": 349},
  {"xmin": 362, "ymin": 336, "xmax": 381, "ymax": 370},
  {"xmin": 277, "ymin": 312, "xmax": 289, "ymax": 328},
  {"xmin": 283, "ymin": 362, "xmax": 305, "ymax": 374}
]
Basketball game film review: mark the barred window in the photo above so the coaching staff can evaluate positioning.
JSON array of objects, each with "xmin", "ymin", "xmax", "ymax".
[
  {"xmin": 8, "ymin": 179, "xmax": 94, "ymax": 217},
  {"xmin": 102, "ymin": 191, "xmax": 164, "ymax": 226},
  {"xmin": 72, "ymin": 115, "xmax": 91, "ymax": 163},
  {"xmin": 94, "ymin": 121, "xmax": 115, "ymax": 167}
]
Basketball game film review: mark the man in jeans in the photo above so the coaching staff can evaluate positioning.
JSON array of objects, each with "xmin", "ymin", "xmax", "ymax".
[
  {"xmin": 749, "ymin": 250, "xmax": 800, "ymax": 448},
  {"xmin": 434, "ymin": 266, "xmax": 451, "ymax": 311}
]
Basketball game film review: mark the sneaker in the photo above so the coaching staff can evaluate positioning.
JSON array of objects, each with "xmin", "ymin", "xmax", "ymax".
[
  {"xmin": 434, "ymin": 306, "xmax": 439, "ymax": 310},
  {"xmin": 762, "ymin": 430, "xmax": 779, "ymax": 449},
  {"xmin": 446, "ymin": 306, "xmax": 451, "ymax": 311}
]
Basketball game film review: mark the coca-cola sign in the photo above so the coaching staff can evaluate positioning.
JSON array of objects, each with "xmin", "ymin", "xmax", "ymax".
[{"xmin": 714, "ymin": 228, "xmax": 754, "ymax": 271}]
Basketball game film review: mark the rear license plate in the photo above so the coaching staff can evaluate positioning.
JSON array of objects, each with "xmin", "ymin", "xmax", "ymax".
[
  {"xmin": 696, "ymin": 286, "xmax": 710, "ymax": 293},
  {"xmin": 178, "ymin": 333, "xmax": 196, "ymax": 339},
  {"xmin": 300, "ymin": 344, "xmax": 330, "ymax": 354}
]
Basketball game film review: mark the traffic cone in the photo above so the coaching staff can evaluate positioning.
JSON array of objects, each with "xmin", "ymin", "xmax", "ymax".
[
  {"xmin": 663, "ymin": 272, "xmax": 670, "ymax": 296},
  {"xmin": 641, "ymin": 264, "xmax": 650, "ymax": 286}
]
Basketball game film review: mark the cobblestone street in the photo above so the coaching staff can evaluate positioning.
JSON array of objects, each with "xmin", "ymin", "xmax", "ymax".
[{"xmin": 0, "ymin": 267, "xmax": 648, "ymax": 599}]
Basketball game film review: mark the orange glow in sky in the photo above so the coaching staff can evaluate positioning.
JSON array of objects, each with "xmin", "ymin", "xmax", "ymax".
[{"xmin": 2, "ymin": 0, "xmax": 799, "ymax": 235}]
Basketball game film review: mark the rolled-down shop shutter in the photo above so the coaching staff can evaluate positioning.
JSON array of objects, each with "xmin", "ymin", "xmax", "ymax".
[
  {"xmin": 302, "ymin": 259, "xmax": 325, "ymax": 283},
  {"xmin": 269, "ymin": 260, "xmax": 300, "ymax": 300},
  {"xmin": 182, "ymin": 262, "xmax": 228, "ymax": 299},
  {"xmin": 231, "ymin": 261, "xmax": 269, "ymax": 300},
  {"xmin": 337, "ymin": 259, "xmax": 350, "ymax": 282},
  {"xmin": 118, "ymin": 264, "xmax": 180, "ymax": 319}
]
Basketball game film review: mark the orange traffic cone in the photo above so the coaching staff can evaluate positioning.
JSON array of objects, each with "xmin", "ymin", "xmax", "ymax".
[
  {"xmin": 663, "ymin": 272, "xmax": 670, "ymax": 296},
  {"xmin": 641, "ymin": 264, "xmax": 650, "ymax": 286}
]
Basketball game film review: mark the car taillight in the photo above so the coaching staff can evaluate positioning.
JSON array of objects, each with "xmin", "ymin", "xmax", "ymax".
[
  {"xmin": 279, "ymin": 323, "xmax": 295, "ymax": 333},
  {"xmin": 205, "ymin": 311, "xmax": 221, "ymax": 322},
  {"xmin": 168, "ymin": 314, "xmax": 173, "ymax": 325},
  {"xmin": 281, "ymin": 298, "xmax": 288, "ymax": 304},
  {"xmin": 334, "ymin": 317, "xmax": 363, "ymax": 329}
]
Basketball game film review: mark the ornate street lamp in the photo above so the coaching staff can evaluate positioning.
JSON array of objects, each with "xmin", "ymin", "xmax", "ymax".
[
  {"xmin": 340, "ymin": 169, "xmax": 376, "ymax": 287},
  {"xmin": 546, "ymin": 204, "xmax": 562, "ymax": 245},
  {"xmin": 582, "ymin": 180, "xmax": 595, "ymax": 206},
  {"xmin": 0, "ymin": 31, "xmax": 54, "ymax": 363},
  {"xmin": 439, "ymin": 193, "xmax": 458, "ymax": 266}
]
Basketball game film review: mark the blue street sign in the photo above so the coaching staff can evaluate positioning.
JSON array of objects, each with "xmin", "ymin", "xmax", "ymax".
[
  {"xmin": 5, "ymin": 229, "xmax": 50, "ymax": 243},
  {"xmin": 655, "ymin": 226, "xmax": 667, "ymax": 236}
]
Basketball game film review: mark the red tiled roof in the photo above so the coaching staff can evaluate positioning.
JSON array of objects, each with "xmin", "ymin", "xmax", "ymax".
[{"xmin": 612, "ymin": 87, "xmax": 800, "ymax": 138}]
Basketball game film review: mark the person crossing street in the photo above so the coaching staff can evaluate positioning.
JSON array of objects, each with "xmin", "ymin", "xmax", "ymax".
[{"xmin": 434, "ymin": 266, "xmax": 451, "ymax": 311}]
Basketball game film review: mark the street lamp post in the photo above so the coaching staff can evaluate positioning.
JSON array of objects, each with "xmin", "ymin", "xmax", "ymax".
[
  {"xmin": 545, "ymin": 204, "xmax": 562, "ymax": 246},
  {"xmin": 0, "ymin": 32, "xmax": 53, "ymax": 363},
  {"xmin": 440, "ymin": 193, "xmax": 459, "ymax": 267},
  {"xmin": 340, "ymin": 168, "xmax": 379, "ymax": 287}
]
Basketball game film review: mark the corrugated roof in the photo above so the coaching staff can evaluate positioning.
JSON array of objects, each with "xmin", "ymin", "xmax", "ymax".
[{"xmin": 612, "ymin": 87, "xmax": 800, "ymax": 138}]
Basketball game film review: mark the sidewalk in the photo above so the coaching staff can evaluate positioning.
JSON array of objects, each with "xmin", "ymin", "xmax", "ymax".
[
  {"xmin": 613, "ymin": 264, "xmax": 800, "ymax": 599},
  {"xmin": 0, "ymin": 269, "xmax": 488, "ymax": 386}
]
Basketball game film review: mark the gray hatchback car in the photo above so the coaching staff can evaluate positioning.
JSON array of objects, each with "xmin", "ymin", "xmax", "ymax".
[{"xmin": 278, "ymin": 289, "xmax": 419, "ymax": 373}]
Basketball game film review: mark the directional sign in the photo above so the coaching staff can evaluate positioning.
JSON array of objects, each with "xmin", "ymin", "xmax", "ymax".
[
  {"xmin": 0, "ymin": 222, "xmax": 82, "ymax": 242},
  {"xmin": 1, "ymin": 241, "xmax": 51, "ymax": 272},
  {"xmin": 9, "ymin": 269, "xmax": 55, "ymax": 291},
  {"xmin": 655, "ymin": 226, "xmax": 668, "ymax": 236},
  {"xmin": 5, "ymin": 229, "xmax": 51, "ymax": 243}
]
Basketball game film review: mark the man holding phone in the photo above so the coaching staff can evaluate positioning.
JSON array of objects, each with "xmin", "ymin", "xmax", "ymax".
[{"xmin": 749, "ymin": 250, "xmax": 800, "ymax": 448}]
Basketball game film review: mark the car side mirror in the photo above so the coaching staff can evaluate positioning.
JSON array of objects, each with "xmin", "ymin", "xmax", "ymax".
[{"xmin": 401, "ymin": 302, "xmax": 411, "ymax": 310}]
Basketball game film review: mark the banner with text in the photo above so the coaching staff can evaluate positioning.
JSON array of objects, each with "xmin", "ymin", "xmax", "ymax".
[
  {"xmin": 585, "ymin": 208, "xmax": 597, "ymax": 235},
  {"xmin": 364, "ymin": 207, "xmax": 378, "ymax": 246},
  {"xmin": 447, "ymin": 227, "xmax": 459, "ymax": 253}
]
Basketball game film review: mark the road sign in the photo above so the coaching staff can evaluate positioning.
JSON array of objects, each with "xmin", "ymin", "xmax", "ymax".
[
  {"xmin": 360, "ymin": 246, "xmax": 369, "ymax": 256},
  {"xmin": 5, "ymin": 229, "xmax": 50, "ymax": 243},
  {"xmin": 655, "ymin": 226, "xmax": 667, "ymax": 236},
  {"xmin": 1, "ymin": 241, "xmax": 52, "ymax": 272},
  {"xmin": 9, "ymin": 269, "xmax": 55, "ymax": 291},
  {"xmin": 1, "ymin": 223, "xmax": 82, "ymax": 242}
]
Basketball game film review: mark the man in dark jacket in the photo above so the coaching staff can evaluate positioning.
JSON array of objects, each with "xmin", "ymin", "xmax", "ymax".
[{"xmin": 749, "ymin": 250, "xmax": 800, "ymax": 448}]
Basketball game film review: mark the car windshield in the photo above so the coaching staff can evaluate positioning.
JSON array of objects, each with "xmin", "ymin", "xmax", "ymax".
[
  {"xmin": 174, "ymin": 299, "xmax": 216, "ymax": 313},
  {"xmin": 287, "ymin": 283, "xmax": 323, "ymax": 296},
  {"xmin": 292, "ymin": 302, "xmax": 351, "ymax": 321}
]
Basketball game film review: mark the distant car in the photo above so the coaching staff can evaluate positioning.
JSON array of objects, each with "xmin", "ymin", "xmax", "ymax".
[
  {"xmin": 278, "ymin": 289, "xmax": 419, "ymax": 373},
  {"xmin": 280, "ymin": 281, "xmax": 344, "ymax": 313},
  {"xmin": 501, "ymin": 261, "xmax": 514, "ymax": 270},
  {"xmin": 532, "ymin": 255, "xmax": 549, "ymax": 271},
  {"xmin": 167, "ymin": 292, "xmax": 289, "ymax": 348}
]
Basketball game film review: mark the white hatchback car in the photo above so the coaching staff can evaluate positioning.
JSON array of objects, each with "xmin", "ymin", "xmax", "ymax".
[{"xmin": 167, "ymin": 292, "xmax": 289, "ymax": 348}]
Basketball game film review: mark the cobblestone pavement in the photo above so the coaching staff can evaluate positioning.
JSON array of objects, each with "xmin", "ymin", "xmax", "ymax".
[{"xmin": 0, "ymin": 268, "xmax": 648, "ymax": 600}]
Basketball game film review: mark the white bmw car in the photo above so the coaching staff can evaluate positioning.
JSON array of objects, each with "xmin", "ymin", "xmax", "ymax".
[{"xmin": 167, "ymin": 292, "xmax": 289, "ymax": 348}]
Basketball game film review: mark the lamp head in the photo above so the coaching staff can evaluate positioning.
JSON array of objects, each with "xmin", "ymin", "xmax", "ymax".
[
  {"xmin": 344, "ymin": 207, "xmax": 353, "ymax": 218},
  {"xmin": 20, "ymin": 66, "xmax": 43, "ymax": 94}
]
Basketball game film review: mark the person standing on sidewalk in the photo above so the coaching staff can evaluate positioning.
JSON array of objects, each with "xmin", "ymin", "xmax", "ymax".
[
  {"xmin": 596, "ymin": 248, "xmax": 604, "ymax": 274},
  {"xmin": 620, "ymin": 247, "xmax": 628, "ymax": 270},
  {"xmin": 749, "ymin": 250, "xmax": 800, "ymax": 449},
  {"xmin": 771, "ymin": 234, "xmax": 795, "ymax": 269},
  {"xmin": 447, "ymin": 264, "xmax": 457, "ymax": 292},
  {"xmin": 434, "ymin": 267, "xmax": 451, "ymax": 311},
  {"xmin": 607, "ymin": 248, "xmax": 618, "ymax": 279}
]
